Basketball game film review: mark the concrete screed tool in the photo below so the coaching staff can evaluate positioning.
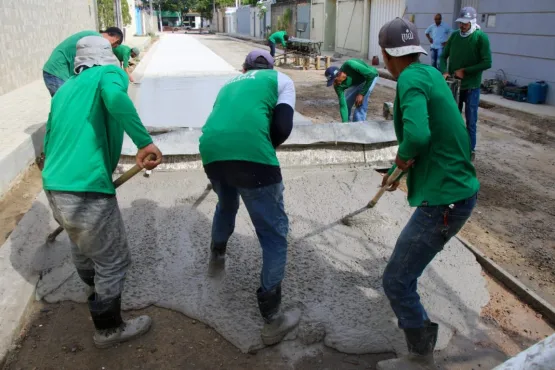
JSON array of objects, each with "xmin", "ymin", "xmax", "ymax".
[
  {"xmin": 45, "ymin": 154, "xmax": 156, "ymax": 243},
  {"xmin": 340, "ymin": 167, "xmax": 404, "ymax": 225}
]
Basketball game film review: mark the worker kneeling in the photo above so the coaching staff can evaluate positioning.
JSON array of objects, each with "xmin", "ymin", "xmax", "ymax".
[
  {"xmin": 42, "ymin": 36, "xmax": 162, "ymax": 348},
  {"xmin": 376, "ymin": 18, "xmax": 479, "ymax": 370},
  {"xmin": 199, "ymin": 50, "xmax": 300, "ymax": 345}
]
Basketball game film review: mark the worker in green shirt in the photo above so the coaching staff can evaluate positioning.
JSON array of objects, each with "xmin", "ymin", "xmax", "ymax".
[
  {"xmin": 324, "ymin": 59, "xmax": 379, "ymax": 122},
  {"xmin": 113, "ymin": 45, "xmax": 140, "ymax": 83},
  {"xmin": 375, "ymin": 18, "xmax": 479, "ymax": 370},
  {"xmin": 42, "ymin": 36, "xmax": 162, "ymax": 348},
  {"xmin": 199, "ymin": 50, "xmax": 299, "ymax": 346},
  {"xmin": 440, "ymin": 7, "xmax": 492, "ymax": 161},
  {"xmin": 267, "ymin": 30, "xmax": 288, "ymax": 57},
  {"xmin": 42, "ymin": 27, "xmax": 124, "ymax": 96}
]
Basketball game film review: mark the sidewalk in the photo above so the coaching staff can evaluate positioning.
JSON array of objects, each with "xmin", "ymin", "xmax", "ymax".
[{"xmin": 376, "ymin": 67, "xmax": 555, "ymax": 119}]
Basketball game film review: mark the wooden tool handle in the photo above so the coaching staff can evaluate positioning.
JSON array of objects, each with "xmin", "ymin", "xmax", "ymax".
[
  {"xmin": 367, "ymin": 167, "xmax": 404, "ymax": 208},
  {"xmin": 113, "ymin": 153, "xmax": 156, "ymax": 188}
]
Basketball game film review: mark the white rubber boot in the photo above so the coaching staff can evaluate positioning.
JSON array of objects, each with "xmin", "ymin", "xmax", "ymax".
[
  {"xmin": 261, "ymin": 308, "xmax": 301, "ymax": 346},
  {"xmin": 93, "ymin": 315, "xmax": 152, "ymax": 349}
]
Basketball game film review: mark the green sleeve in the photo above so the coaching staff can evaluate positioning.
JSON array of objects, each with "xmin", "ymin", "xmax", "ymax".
[
  {"xmin": 464, "ymin": 33, "xmax": 492, "ymax": 74},
  {"xmin": 439, "ymin": 36, "xmax": 451, "ymax": 73},
  {"xmin": 335, "ymin": 86, "xmax": 349, "ymax": 123},
  {"xmin": 397, "ymin": 86, "xmax": 431, "ymax": 161},
  {"xmin": 122, "ymin": 49, "xmax": 131, "ymax": 68},
  {"xmin": 349, "ymin": 62, "xmax": 378, "ymax": 96},
  {"xmin": 100, "ymin": 71, "xmax": 153, "ymax": 149}
]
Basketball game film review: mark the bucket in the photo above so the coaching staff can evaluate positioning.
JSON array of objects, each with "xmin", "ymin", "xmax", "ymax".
[{"xmin": 527, "ymin": 81, "xmax": 548, "ymax": 104}]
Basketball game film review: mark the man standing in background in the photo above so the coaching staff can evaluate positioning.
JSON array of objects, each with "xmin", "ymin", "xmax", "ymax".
[
  {"xmin": 42, "ymin": 27, "xmax": 124, "ymax": 96},
  {"xmin": 113, "ymin": 44, "xmax": 140, "ymax": 83},
  {"xmin": 267, "ymin": 30, "xmax": 289, "ymax": 57},
  {"xmin": 440, "ymin": 7, "xmax": 492, "ymax": 161},
  {"xmin": 425, "ymin": 14, "xmax": 451, "ymax": 70},
  {"xmin": 324, "ymin": 59, "xmax": 379, "ymax": 123}
]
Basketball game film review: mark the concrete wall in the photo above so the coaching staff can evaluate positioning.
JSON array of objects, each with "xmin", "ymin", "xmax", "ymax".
[
  {"xmin": 271, "ymin": 1, "xmax": 297, "ymax": 36},
  {"xmin": 0, "ymin": 0, "xmax": 97, "ymax": 96},
  {"xmin": 335, "ymin": 0, "xmax": 370, "ymax": 58},
  {"xmin": 406, "ymin": 0, "xmax": 555, "ymax": 106}
]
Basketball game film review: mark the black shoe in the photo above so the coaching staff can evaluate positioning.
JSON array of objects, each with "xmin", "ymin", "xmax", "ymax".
[
  {"xmin": 208, "ymin": 241, "xmax": 227, "ymax": 276},
  {"xmin": 257, "ymin": 285, "xmax": 301, "ymax": 345}
]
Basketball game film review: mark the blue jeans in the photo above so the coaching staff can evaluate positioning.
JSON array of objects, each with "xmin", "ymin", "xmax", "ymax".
[
  {"xmin": 382, "ymin": 193, "xmax": 477, "ymax": 329},
  {"xmin": 345, "ymin": 78, "xmax": 379, "ymax": 122},
  {"xmin": 42, "ymin": 70, "xmax": 65, "ymax": 97},
  {"xmin": 458, "ymin": 88, "xmax": 480, "ymax": 152},
  {"xmin": 210, "ymin": 180, "xmax": 289, "ymax": 292},
  {"xmin": 430, "ymin": 47, "xmax": 443, "ymax": 69},
  {"xmin": 268, "ymin": 41, "xmax": 276, "ymax": 57}
]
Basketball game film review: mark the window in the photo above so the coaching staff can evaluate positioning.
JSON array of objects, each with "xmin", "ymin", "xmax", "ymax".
[{"xmin": 486, "ymin": 14, "xmax": 496, "ymax": 28}]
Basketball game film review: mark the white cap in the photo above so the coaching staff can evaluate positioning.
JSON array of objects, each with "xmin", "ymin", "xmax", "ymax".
[{"xmin": 74, "ymin": 36, "xmax": 120, "ymax": 74}]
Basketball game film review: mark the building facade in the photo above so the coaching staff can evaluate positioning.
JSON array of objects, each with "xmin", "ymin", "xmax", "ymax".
[
  {"xmin": 0, "ymin": 0, "xmax": 98, "ymax": 96},
  {"xmin": 406, "ymin": 0, "xmax": 555, "ymax": 105}
]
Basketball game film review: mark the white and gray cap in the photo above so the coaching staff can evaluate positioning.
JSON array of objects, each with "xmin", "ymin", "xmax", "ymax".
[
  {"xmin": 379, "ymin": 17, "xmax": 428, "ymax": 57},
  {"xmin": 456, "ymin": 7, "xmax": 477, "ymax": 23},
  {"xmin": 74, "ymin": 36, "xmax": 120, "ymax": 74}
]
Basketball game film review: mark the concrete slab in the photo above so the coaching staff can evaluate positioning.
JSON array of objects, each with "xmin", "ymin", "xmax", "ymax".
[{"xmin": 3, "ymin": 167, "xmax": 489, "ymax": 357}]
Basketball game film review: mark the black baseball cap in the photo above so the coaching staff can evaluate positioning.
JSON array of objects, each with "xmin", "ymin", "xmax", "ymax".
[
  {"xmin": 456, "ymin": 7, "xmax": 477, "ymax": 23},
  {"xmin": 379, "ymin": 17, "xmax": 427, "ymax": 57}
]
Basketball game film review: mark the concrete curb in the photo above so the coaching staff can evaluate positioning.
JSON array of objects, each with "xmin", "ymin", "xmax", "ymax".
[{"xmin": 456, "ymin": 236, "xmax": 555, "ymax": 326}]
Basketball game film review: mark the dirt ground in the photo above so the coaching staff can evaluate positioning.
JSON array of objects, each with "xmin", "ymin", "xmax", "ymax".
[{"xmin": 1, "ymin": 35, "xmax": 554, "ymax": 369}]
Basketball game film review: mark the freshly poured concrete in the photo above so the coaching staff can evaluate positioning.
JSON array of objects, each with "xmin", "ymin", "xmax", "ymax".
[{"xmin": 11, "ymin": 167, "xmax": 490, "ymax": 355}]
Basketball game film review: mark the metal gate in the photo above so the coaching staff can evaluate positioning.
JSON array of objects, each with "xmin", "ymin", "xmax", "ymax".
[
  {"xmin": 296, "ymin": 3, "xmax": 310, "ymax": 39},
  {"xmin": 368, "ymin": 0, "xmax": 406, "ymax": 60},
  {"xmin": 236, "ymin": 6, "xmax": 251, "ymax": 36},
  {"xmin": 461, "ymin": 0, "xmax": 479, "ymax": 11}
]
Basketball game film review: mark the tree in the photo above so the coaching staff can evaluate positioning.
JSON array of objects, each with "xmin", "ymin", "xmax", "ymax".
[
  {"xmin": 97, "ymin": 0, "xmax": 132, "ymax": 30},
  {"xmin": 144, "ymin": 0, "xmax": 195, "ymax": 22}
]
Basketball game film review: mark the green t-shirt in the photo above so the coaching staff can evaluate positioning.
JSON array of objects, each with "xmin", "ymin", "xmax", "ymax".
[
  {"xmin": 113, "ymin": 44, "xmax": 132, "ymax": 68},
  {"xmin": 334, "ymin": 59, "xmax": 378, "ymax": 122},
  {"xmin": 199, "ymin": 69, "xmax": 296, "ymax": 166},
  {"xmin": 440, "ymin": 30, "xmax": 492, "ymax": 90},
  {"xmin": 268, "ymin": 31, "xmax": 287, "ymax": 47},
  {"xmin": 42, "ymin": 65, "xmax": 153, "ymax": 194},
  {"xmin": 390, "ymin": 63, "xmax": 479, "ymax": 207},
  {"xmin": 43, "ymin": 30, "xmax": 101, "ymax": 81}
]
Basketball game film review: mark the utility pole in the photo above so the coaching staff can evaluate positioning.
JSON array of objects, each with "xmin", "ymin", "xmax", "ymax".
[
  {"xmin": 158, "ymin": 1, "xmax": 163, "ymax": 32},
  {"xmin": 149, "ymin": 0, "xmax": 155, "ymax": 33}
]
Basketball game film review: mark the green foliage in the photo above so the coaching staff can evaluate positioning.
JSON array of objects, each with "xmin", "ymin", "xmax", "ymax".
[
  {"xmin": 96, "ymin": 0, "xmax": 132, "ymax": 29},
  {"xmin": 276, "ymin": 8, "xmax": 292, "ymax": 32}
]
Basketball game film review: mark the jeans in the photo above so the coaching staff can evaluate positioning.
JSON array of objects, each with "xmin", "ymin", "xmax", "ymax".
[
  {"xmin": 268, "ymin": 41, "xmax": 276, "ymax": 57},
  {"xmin": 382, "ymin": 193, "xmax": 477, "ymax": 329},
  {"xmin": 458, "ymin": 88, "xmax": 480, "ymax": 152},
  {"xmin": 45, "ymin": 191, "xmax": 131, "ymax": 300},
  {"xmin": 210, "ymin": 179, "xmax": 289, "ymax": 292},
  {"xmin": 42, "ymin": 70, "xmax": 65, "ymax": 97},
  {"xmin": 345, "ymin": 77, "xmax": 379, "ymax": 122},
  {"xmin": 430, "ymin": 47, "xmax": 443, "ymax": 70}
]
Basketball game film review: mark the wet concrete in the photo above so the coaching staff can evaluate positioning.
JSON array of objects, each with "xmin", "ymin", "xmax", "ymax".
[{"xmin": 20, "ymin": 167, "xmax": 490, "ymax": 356}]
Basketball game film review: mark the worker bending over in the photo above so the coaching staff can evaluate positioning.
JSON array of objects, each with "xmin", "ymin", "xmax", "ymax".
[
  {"xmin": 113, "ymin": 45, "xmax": 140, "ymax": 83},
  {"xmin": 42, "ymin": 27, "xmax": 123, "ymax": 96},
  {"xmin": 324, "ymin": 59, "xmax": 379, "ymax": 123},
  {"xmin": 42, "ymin": 36, "xmax": 162, "ymax": 348},
  {"xmin": 267, "ymin": 30, "xmax": 288, "ymax": 57},
  {"xmin": 199, "ymin": 50, "xmax": 300, "ymax": 346},
  {"xmin": 376, "ymin": 18, "xmax": 479, "ymax": 370}
]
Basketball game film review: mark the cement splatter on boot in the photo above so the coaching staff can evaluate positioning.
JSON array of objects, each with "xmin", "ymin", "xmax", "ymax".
[
  {"xmin": 377, "ymin": 322, "xmax": 439, "ymax": 370},
  {"xmin": 261, "ymin": 308, "xmax": 301, "ymax": 346},
  {"xmin": 207, "ymin": 241, "xmax": 226, "ymax": 277}
]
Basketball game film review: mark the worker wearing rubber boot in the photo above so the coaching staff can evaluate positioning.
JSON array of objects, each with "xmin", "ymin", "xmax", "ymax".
[
  {"xmin": 324, "ymin": 59, "xmax": 379, "ymax": 123},
  {"xmin": 42, "ymin": 27, "xmax": 124, "ymax": 96},
  {"xmin": 199, "ymin": 50, "xmax": 300, "ymax": 346},
  {"xmin": 113, "ymin": 44, "xmax": 140, "ymax": 83},
  {"xmin": 42, "ymin": 36, "xmax": 162, "ymax": 348},
  {"xmin": 375, "ymin": 18, "xmax": 480, "ymax": 370},
  {"xmin": 440, "ymin": 7, "xmax": 492, "ymax": 161}
]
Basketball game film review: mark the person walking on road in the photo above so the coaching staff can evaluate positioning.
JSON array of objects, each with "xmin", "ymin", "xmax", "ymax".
[
  {"xmin": 440, "ymin": 7, "xmax": 492, "ymax": 161},
  {"xmin": 425, "ymin": 13, "xmax": 452, "ymax": 69},
  {"xmin": 42, "ymin": 36, "xmax": 162, "ymax": 349},
  {"xmin": 324, "ymin": 59, "xmax": 379, "ymax": 123},
  {"xmin": 375, "ymin": 18, "xmax": 479, "ymax": 370},
  {"xmin": 113, "ymin": 45, "xmax": 140, "ymax": 83},
  {"xmin": 42, "ymin": 27, "xmax": 124, "ymax": 96},
  {"xmin": 199, "ymin": 50, "xmax": 300, "ymax": 346},
  {"xmin": 268, "ymin": 30, "xmax": 289, "ymax": 57}
]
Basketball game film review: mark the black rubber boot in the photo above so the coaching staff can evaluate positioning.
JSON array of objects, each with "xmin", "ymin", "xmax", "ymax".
[
  {"xmin": 88, "ymin": 294, "xmax": 152, "ymax": 349},
  {"xmin": 208, "ymin": 241, "xmax": 227, "ymax": 276},
  {"xmin": 77, "ymin": 269, "xmax": 95, "ymax": 287},
  {"xmin": 377, "ymin": 322, "xmax": 439, "ymax": 370},
  {"xmin": 257, "ymin": 285, "xmax": 301, "ymax": 346}
]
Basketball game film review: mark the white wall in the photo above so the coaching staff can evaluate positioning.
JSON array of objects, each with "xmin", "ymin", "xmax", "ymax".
[{"xmin": 335, "ymin": 0, "xmax": 371, "ymax": 58}]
